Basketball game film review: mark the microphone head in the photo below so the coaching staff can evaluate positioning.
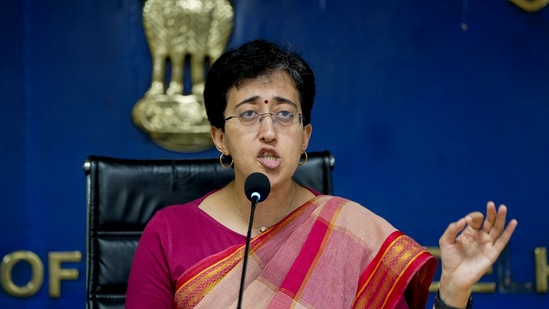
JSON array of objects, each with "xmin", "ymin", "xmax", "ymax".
[{"xmin": 244, "ymin": 172, "xmax": 271, "ymax": 202}]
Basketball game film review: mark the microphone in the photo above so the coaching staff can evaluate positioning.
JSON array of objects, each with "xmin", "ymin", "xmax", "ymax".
[
  {"xmin": 244, "ymin": 172, "xmax": 271, "ymax": 203},
  {"xmin": 237, "ymin": 173, "xmax": 270, "ymax": 309}
]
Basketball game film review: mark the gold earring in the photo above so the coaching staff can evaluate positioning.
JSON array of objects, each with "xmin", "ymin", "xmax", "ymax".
[
  {"xmin": 219, "ymin": 153, "xmax": 234, "ymax": 169},
  {"xmin": 298, "ymin": 151, "xmax": 308, "ymax": 167}
]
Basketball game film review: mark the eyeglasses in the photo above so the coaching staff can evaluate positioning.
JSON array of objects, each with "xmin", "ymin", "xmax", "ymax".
[{"xmin": 224, "ymin": 111, "xmax": 304, "ymax": 128}]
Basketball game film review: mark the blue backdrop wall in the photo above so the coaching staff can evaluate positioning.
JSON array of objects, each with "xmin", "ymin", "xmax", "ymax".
[{"xmin": 1, "ymin": 0, "xmax": 548, "ymax": 307}]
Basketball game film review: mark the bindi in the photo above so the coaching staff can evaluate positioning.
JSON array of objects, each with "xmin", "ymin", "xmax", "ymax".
[{"xmin": 264, "ymin": 99, "xmax": 269, "ymax": 104}]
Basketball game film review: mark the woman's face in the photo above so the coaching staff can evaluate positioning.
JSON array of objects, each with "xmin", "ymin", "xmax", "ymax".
[{"xmin": 212, "ymin": 71, "xmax": 312, "ymax": 189}]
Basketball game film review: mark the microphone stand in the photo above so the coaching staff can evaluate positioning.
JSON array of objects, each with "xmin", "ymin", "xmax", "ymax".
[{"xmin": 237, "ymin": 196, "xmax": 258, "ymax": 309}]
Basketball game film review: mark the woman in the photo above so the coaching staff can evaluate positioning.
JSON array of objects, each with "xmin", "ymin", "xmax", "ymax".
[{"xmin": 126, "ymin": 40, "xmax": 517, "ymax": 308}]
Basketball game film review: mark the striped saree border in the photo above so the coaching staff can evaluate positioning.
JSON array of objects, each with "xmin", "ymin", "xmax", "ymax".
[
  {"xmin": 352, "ymin": 231, "xmax": 437, "ymax": 308},
  {"xmin": 174, "ymin": 243, "xmax": 244, "ymax": 308}
]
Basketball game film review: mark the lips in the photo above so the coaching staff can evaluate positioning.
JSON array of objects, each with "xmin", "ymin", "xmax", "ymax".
[{"xmin": 258, "ymin": 149, "xmax": 281, "ymax": 169}]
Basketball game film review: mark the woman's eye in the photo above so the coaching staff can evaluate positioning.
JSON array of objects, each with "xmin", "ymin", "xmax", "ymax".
[
  {"xmin": 277, "ymin": 111, "xmax": 294, "ymax": 119},
  {"xmin": 240, "ymin": 110, "xmax": 258, "ymax": 119}
]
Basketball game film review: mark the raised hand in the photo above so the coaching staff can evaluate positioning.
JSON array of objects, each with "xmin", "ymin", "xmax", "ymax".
[{"xmin": 436, "ymin": 201, "xmax": 518, "ymax": 308}]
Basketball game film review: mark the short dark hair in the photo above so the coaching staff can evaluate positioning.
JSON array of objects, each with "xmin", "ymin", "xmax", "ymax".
[{"xmin": 204, "ymin": 39, "xmax": 316, "ymax": 129}]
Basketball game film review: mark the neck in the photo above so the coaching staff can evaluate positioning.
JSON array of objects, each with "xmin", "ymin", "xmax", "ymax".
[{"xmin": 232, "ymin": 181, "xmax": 297, "ymax": 234}]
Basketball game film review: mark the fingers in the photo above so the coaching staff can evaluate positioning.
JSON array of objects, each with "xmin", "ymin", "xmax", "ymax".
[
  {"xmin": 488, "ymin": 203, "xmax": 506, "ymax": 236},
  {"xmin": 466, "ymin": 202, "xmax": 508, "ymax": 234},
  {"xmin": 493, "ymin": 218, "xmax": 518, "ymax": 252},
  {"xmin": 470, "ymin": 201, "xmax": 518, "ymax": 251},
  {"xmin": 439, "ymin": 217, "xmax": 467, "ymax": 246},
  {"xmin": 481, "ymin": 201, "xmax": 497, "ymax": 232},
  {"xmin": 483, "ymin": 202, "xmax": 518, "ymax": 252},
  {"xmin": 464, "ymin": 211, "xmax": 484, "ymax": 230},
  {"xmin": 440, "ymin": 201, "xmax": 518, "ymax": 248}
]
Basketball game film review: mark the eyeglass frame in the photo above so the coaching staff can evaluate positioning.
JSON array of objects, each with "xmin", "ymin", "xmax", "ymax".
[{"xmin": 223, "ymin": 111, "xmax": 305, "ymax": 128}]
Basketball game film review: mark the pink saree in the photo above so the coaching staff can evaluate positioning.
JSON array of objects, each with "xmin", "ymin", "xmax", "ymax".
[{"xmin": 174, "ymin": 196, "xmax": 437, "ymax": 309}]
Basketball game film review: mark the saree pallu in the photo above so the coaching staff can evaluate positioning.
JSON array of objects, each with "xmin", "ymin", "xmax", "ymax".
[{"xmin": 175, "ymin": 196, "xmax": 437, "ymax": 309}]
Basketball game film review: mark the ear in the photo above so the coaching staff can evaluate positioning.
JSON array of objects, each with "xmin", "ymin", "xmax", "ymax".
[
  {"xmin": 211, "ymin": 126, "xmax": 228, "ymax": 154},
  {"xmin": 301, "ymin": 124, "xmax": 312, "ymax": 151}
]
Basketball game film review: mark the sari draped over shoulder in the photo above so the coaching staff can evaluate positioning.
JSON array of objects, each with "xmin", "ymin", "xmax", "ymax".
[{"xmin": 174, "ymin": 196, "xmax": 437, "ymax": 309}]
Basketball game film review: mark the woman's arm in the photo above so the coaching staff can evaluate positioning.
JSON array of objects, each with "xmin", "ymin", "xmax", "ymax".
[{"xmin": 126, "ymin": 212, "xmax": 175, "ymax": 309}]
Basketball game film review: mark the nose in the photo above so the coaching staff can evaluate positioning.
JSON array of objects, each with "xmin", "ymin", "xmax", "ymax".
[
  {"xmin": 258, "ymin": 114, "xmax": 277, "ymax": 142},
  {"xmin": 258, "ymin": 113, "xmax": 277, "ymax": 124}
]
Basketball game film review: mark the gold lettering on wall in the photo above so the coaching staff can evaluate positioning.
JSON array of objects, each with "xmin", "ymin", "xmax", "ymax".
[
  {"xmin": 534, "ymin": 247, "xmax": 549, "ymax": 293},
  {"xmin": 0, "ymin": 251, "xmax": 44, "ymax": 297},
  {"xmin": 48, "ymin": 251, "xmax": 81, "ymax": 298}
]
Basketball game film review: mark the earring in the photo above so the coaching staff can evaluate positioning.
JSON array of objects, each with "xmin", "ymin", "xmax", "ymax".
[
  {"xmin": 298, "ymin": 151, "xmax": 308, "ymax": 167},
  {"xmin": 219, "ymin": 153, "xmax": 234, "ymax": 168}
]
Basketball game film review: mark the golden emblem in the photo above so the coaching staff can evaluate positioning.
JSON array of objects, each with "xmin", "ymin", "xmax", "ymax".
[
  {"xmin": 133, "ymin": 0, "xmax": 233, "ymax": 152},
  {"xmin": 510, "ymin": 0, "xmax": 549, "ymax": 12}
]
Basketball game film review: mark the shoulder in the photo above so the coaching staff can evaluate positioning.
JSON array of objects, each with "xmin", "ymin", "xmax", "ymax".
[
  {"xmin": 145, "ymin": 195, "xmax": 210, "ymax": 236},
  {"xmin": 152, "ymin": 192, "xmax": 213, "ymax": 222},
  {"xmin": 156, "ymin": 200, "xmax": 201, "ymax": 217},
  {"xmin": 313, "ymin": 195, "xmax": 398, "ymax": 239},
  {"xmin": 313, "ymin": 195, "xmax": 388, "ymax": 220},
  {"xmin": 311, "ymin": 195, "xmax": 430, "ymax": 264}
]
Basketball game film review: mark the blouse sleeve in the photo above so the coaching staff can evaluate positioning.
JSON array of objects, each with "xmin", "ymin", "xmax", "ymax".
[{"xmin": 126, "ymin": 211, "xmax": 175, "ymax": 309}]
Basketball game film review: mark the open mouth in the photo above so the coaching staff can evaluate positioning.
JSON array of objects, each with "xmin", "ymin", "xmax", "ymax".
[{"xmin": 260, "ymin": 151, "xmax": 278, "ymax": 161}]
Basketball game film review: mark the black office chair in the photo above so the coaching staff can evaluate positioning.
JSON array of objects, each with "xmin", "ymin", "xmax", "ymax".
[{"xmin": 84, "ymin": 151, "xmax": 335, "ymax": 309}]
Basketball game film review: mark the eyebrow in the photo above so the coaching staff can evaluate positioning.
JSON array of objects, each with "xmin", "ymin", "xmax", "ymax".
[{"xmin": 235, "ymin": 96, "xmax": 298, "ymax": 109}]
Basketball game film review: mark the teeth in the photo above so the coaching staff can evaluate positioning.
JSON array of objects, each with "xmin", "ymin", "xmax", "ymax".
[{"xmin": 261, "ymin": 152, "xmax": 277, "ymax": 161}]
